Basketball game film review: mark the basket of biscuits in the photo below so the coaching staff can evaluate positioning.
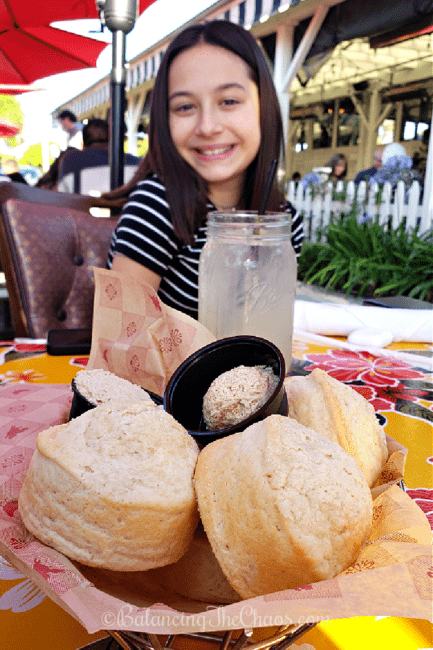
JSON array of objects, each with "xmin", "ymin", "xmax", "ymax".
[{"xmin": 1, "ymin": 269, "xmax": 431, "ymax": 648}]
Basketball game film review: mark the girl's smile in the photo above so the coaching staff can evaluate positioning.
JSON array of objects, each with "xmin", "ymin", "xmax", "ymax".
[{"xmin": 193, "ymin": 144, "xmax": 238, "ymax": 161}]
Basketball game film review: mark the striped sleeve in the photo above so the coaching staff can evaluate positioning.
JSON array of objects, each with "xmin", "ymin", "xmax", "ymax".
[
  {"xmin": 284, "ymin": 201, "xmax": 303, "ymax": 258},
  {"xmin": 107, "ymin": 177, "xmax": 178, "ymax": 274}
]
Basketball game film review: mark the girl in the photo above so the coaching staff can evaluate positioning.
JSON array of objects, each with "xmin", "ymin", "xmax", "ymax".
[
  {"xmin": 106, "ymin": 20, "xmax": 303, "ymax": 319},
  {"xmin": 326, "ymin": 153, "xmax": 347, "ymax": 180}
]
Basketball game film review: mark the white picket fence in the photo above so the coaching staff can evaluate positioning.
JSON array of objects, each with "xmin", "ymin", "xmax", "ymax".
[{"xmin": 286, "ymin": 179, "xmax": 431, "ymax": 242}]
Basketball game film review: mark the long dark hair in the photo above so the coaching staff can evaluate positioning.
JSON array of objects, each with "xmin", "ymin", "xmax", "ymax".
[
  {"xmin": 326, "ymin": 153, "xmax": 347, "ymax": 180},
  {"xmin": 103, "ymin": 20, "xmax": 285, "ymax": 243}
]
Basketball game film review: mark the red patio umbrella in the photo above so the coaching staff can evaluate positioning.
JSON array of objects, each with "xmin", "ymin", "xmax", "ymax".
[
  {"xmin": 0, "ymin": 0, "xmax": 99, "ymax": 28},
  {"xmin": 0, "ymin": 25, "xmax": 109, "ymax": 85},
  {"xmin": 0, "ymin": 117, "xmax": 21, "ymax": 137},
  {"xmin": 0, "ymin": 1, "xmax": 157, "ymax": 86},
  {"xmin": 0, "ymin": 0, "xmax": 159, "ymax": 187},
  {"xmin": 0, "ymin": 0, "xmax": 157, "ymax": 29}
]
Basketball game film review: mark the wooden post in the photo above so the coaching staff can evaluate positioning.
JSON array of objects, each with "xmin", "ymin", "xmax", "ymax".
[
  {"xmin": 282, "ymin": 5, "xmax": 330, "ymax": 93},
  {"xmin": 364, "ymin": 86, "xmax": 380, "ymax": 169},
  {"xmin": 394, "ymin": 101, "xmax": 403, "ymax": 142},
  {"xmin": 126, "ymin": 89, "xmax": 146, "ymax": 156},
  {"xmin": 274, "ymin": 22, "xmax": 294, "ymax": 177},
  {"xmin": 331, "ymin": 98, "xmax": 340, "ymax": 149},
  {"xmin": 306, "ymin": 117, "xmax": 314, "ymax": 151}
]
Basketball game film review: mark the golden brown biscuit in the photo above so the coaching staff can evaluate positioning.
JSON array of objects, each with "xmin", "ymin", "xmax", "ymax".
[
  {"xmin": 19, "ymin": 401, "xmax": 200, "ymax": 571},
  {"xmin": 195, "ymin": 414, "xmax": 372, "ymax": 600},
  {"xmin": 285, "ymin": 368, "xmax": 388, "ymax": 487}
]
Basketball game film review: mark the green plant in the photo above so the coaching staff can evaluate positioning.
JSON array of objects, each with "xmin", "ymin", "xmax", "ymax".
[{"xmin": 298, "ymin": 213, "xmax": 433, "ymax": 302}]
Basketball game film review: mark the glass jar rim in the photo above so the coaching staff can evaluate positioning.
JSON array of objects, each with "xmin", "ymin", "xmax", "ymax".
[{"xmin": 207, "ymin": 210, "xmax": 292, "ymax": 225}]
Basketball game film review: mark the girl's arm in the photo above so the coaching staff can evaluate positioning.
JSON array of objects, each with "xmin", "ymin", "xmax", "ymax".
[{"xmin": 111, "ymin": 253, "xmax": 162, "ymax": 292}]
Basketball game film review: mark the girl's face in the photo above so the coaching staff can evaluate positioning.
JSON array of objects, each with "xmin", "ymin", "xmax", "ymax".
[{"xmin": 168, "ymin": 43, "xmax": 261, "ymax": 205}]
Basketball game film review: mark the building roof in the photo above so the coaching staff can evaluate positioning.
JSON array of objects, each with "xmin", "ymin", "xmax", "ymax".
[{"xmin": 55, "ymin": 0, "xmax": 433, "ymax": 117}]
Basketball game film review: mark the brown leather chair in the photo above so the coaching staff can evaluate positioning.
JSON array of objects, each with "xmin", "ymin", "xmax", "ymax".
[{"xmin": 0, "ymin": 182, "xmax": 120, "ymax": 338}]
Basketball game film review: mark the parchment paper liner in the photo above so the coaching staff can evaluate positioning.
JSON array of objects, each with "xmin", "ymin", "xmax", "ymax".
[
  {"xmin": 1, "ymin": 421, "xmax": 431, "ymax": 635},
  {"xmin": 0, "ymin": 268, "xmax": 431, "ymax": 634},
  {"xmin": 86, "ymin": 268, "xmax": 216, "ymax": 396}
]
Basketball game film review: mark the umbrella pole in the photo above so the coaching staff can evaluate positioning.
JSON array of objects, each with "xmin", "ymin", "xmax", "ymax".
[
  {"xmin": 103, "ymin": 0, "xmax": 138, "ymax": 190},
  {"xmin": 110, "ymin": 29, "xmax": 126, "ymax": 190}
]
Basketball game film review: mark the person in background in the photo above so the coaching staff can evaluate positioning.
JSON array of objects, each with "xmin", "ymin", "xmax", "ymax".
[
  {"xmin": 300, "ymin": 153, "xmax": 347, "ymax": 189},
  {"xmin": 35, "ymin": 148, "xmax": 73, "ymax": 190},
  {"xmin": 57, "ymin": 119, "xmax": 139, "ymax": 194},
  {"xmin": 326, "ymin": 153, "xmax": 347, "ymax": 181},
  {"xmin": 2, "ymin": 159, "xmax": 28, "ymax": 184},
  {"xmin": 354, "ymin": 149, "xmax": 383, "ymax": 184},
  {"xmin": 291, "ymin": 171, "xmax": 301, "ymax": 181},
  {"xmin": 368, "ymin": 142, "xmax": 422, "ymax": 192},
  {"xmin": 103, "ymin": 20, "xmax": 303, "ymax": 320},
  {"xmin": 57, "ymin": 109, "xmax": 83, "ymax": 150}
]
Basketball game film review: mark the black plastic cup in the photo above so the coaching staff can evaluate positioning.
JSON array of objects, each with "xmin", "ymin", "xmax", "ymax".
[{"xmin": 163, "ymin": 335, "xmax": 288, "ymax": 446}]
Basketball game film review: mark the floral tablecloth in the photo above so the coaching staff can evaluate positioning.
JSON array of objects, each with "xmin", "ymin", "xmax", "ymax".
[{"xmin": 0, "ymin": 335, "xmax": 432, "ymax": 650}]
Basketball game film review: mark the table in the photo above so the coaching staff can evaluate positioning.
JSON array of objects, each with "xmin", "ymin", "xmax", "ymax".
[{"xmin": 0, "ymin": 334, "xmax": 432, "ymax": 650}]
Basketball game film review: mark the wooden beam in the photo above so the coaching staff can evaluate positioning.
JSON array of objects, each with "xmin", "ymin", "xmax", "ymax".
[
  {"xmin": 282, "ymin": 4, "xmax": 330, "ymax": 93},
  {"xmin": 374, "ymin": 102, "xmax": 393, "ymax": 130},
  {"xmin": 349, "ymin": 92, "xmax": 368, "ymax": 129}
]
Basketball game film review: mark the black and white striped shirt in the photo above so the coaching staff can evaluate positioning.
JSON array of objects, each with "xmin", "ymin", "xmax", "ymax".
[{"xmin": 107, "ymin": 174, "xmax": 303, "ymax": 319}]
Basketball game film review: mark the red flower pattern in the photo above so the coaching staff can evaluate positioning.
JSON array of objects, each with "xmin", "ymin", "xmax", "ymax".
[
  {"xmin": 159, "ymin": 337, "xmax": 172, "ymax": 354},
  {"xmin": 1, "ymin": 499, "xmax": 18, "ymax": 518},
  {"xmin": 171, "ymin": 329, "xmax": 182, "ymax": 346},
  {"xmin": 9, "ymin": 536, "xmax": 30, "ymax": 550},
  {"xmin": 126, "ymin": 322, "xmax": 137, "ymax": 337},
  {"xmin": 373, "ymin": 505, "xmax": 383, "ymax": 522},
  {"xmin": 305, "ymin": 350, "xmax": 424, "ymax": 386},
  {"xmin": 2, "ymin": 453, "xmax": 24, "ymax": 469},
  {"xmin": 304, "ymin": 350, "xmax": 428, "ymax": 412},
  {"xmin": 344, "ymin": 560, "xmax": 375, "ymax": 574},
  {"xmin": 5, "ymin": 425, "xmax": 28, "ymax": 440},
  {"xmin": 105, "ymin": 283, "xmax": 117, "ymax": 300},
  {"xmin": 130, "ymin": 354, "xmax": 140, "ymax": 372},
  {"xmin": 351, "ymin": 382, "xmax": 430, "ymax": 412},
  {"xmin": 1, "ymin": 369, "xmax": 45, "ymax": 384},
  {"xmin": 150, "ymin": 294, "xmax": 162, "ymax": 311},
  {"xmin": 70, "ymin": 357, "xmax": 89, "ymax": 368},
  {"xmin": 348, "ymin": 384, "xmax": 392, "ymax": 412}
]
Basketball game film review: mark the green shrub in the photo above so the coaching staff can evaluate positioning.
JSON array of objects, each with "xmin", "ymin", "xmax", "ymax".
[{"xmin": 298, "ymin": 213, "xmax": 433, "ymax": 302}]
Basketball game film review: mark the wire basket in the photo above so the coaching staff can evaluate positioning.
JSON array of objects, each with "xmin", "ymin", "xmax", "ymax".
[{"xmin": 106, "ymin": 624, "xmax": 316, "ymax": 650}]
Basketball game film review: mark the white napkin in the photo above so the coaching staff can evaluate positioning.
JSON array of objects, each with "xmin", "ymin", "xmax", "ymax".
[{"xmin": 293, "ymin": 300, "xmax": 433, "ymax": 343}]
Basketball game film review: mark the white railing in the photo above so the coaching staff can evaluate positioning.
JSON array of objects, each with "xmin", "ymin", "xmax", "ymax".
[{"xmin": 287, "ymin": 180, "xmax": 432, "ymax": 242}]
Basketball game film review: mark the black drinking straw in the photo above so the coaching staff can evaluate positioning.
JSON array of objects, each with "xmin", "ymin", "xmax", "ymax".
[{"xmin": 258, "ymin": 159, "xmax": 278, "ymax": 215}]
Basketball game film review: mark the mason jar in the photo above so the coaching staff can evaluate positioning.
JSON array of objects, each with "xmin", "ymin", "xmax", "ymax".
[{"xmin": 198, "ymin": 211, "xmax": 297, "ymax": 371}]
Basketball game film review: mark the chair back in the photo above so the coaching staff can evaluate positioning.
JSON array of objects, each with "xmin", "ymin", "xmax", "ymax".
[
  {"xmin": 57, "ymin": 164, "xmax": 138, "ymax": 195},
  {"xmin": 0, "ymin": 182, "xmax": 118, "ymax": 338}
]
